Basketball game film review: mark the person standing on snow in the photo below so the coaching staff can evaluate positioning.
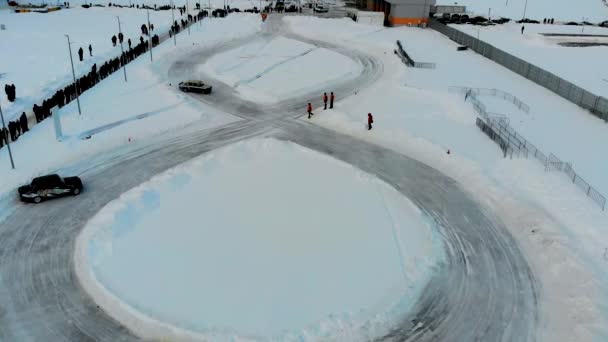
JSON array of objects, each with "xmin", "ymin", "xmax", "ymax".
[
  {"xmin": 307, "ymin": 103, "xmax": 313, "ymax": 119},
  {"xmin": 78, "ymin": 47, "xmax": 84, "ymax": 61},
  {"xmin": 88, "ymin": 44, "xmax": 93, "ymax": 56},
  {"xmin": 367, "ymin": 113, "xmax": 374, "ymax": 130},
  {"xmin": 330, "ymin": 92, "xmax": 335, "ymax": 109},
  {"xmin": 521, "ymin": 25, "xmax": 525, "ymax": 34},
  {"xmin": 111, "ymin": 35, "xmax": 117, "ymax": 47},
  {"xmin": 323, "ymin": 92, "xmax": 328, "ymax": 110}
]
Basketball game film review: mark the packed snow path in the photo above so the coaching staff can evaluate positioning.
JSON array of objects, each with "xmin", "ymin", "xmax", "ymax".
[{"xmin": 0, "ymin": 14, "xmax": 538, "ymax": 341}]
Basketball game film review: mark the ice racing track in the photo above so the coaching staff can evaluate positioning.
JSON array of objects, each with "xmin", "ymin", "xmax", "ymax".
[{"xmin": 0, "ymin": 15, "xmax": 539, "ymax": 342}]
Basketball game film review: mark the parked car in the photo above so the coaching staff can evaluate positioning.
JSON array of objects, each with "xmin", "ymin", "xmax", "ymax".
[
  {"xmin": 178, "ymin": 80, "xmax": 212, "ymax": 94},
  {"xmin": 600, "ymin": 21, "xmax": 608, "ymax": 27},
  {"xmin": 18, "ymin": 174, "xmax": 83, "ymax": 203}
]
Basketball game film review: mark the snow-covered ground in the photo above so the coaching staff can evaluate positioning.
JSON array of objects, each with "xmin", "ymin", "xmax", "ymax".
[
  {"xmin": 76, "ymin": 138, "xmax": 443, "ymax": 340},
  {"xmin": 285, "ymin": 16, "xmax": 608, "ymax": 341},
  {"xmin": 201, "ymin": 36, "xmax": 362, "ymax": 103},
  {"xmin": 451, "ymin": 23, "xmax": 608, "ymax": 95},
  {"xmin": 436, "ymin": 0, "xmax": 608, "ymax": 22},
  {"xmin": 0, "ymin": 7, "xmax": 177, "ymax": 121},
  {"xmin": 0, "ymin": 14, "xmax": 261, "ymax": 197}
]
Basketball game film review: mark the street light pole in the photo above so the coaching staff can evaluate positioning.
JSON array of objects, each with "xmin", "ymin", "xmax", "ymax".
[
  {"xmin": 65, "ymin": 34, "xmax": 82, "ymax": 116},
  {"xmin": 171, "ymin": 0, "xmax": 177, "ymax": 45},
  {"xmin": 186, "ymin": 0, "xmax": 191, "ymax": 35},
  {"xmin": 0, "ymin": 103, "xmax": 15, "ymax": 169},
  {"xmin": 522, "ymin": 0, "xmax": 528, "ymax": 20},
  {"xmin": 116, "ymin": 16, "xmax": 128, "ymax": 82},
  {"xmin": 147, "ymin": 9, "xmax": 153, "ymax": 62}
]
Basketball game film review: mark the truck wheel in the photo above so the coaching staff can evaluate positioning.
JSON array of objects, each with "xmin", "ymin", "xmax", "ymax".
[
  {"xmin": 33, "ymin": 196, "xmax": 42, "ymax": 203},
  {"xmin": 73, "ymin": 188, "xmax": 81, "ymax": 196}
]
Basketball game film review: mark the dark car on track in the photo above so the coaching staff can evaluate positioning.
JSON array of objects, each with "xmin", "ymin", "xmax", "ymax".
[
  {"xmin": 18, "ymin": 174, "xmax": 83, "ymax": 203},
  {"xmin": 178, "ymin": 80, "xmax": 212, "ymax": 94}
]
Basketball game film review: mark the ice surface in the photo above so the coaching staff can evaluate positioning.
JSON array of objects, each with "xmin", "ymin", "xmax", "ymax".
[
  {"xmin": 201, "ymin": 36, "xmax": 362, "ymax": 103},
  {"xmin": 78, "ymin": 138, "xmax": 443, "ymax": 340}
]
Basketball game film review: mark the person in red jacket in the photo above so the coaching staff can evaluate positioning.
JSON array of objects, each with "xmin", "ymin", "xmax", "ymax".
[
  {"xmin": 307, "ymin": 103, "xmax": 313, "ymax": 119},
  {"xmin": 368, "ymin": 113, "xmax": 374, "ymax": 130},
  {"xmin": 323, "ymin": 92, "xmax": 328, "ymax": 110},
  {"xmin": 330, "ymin": 92, "xmax": 335, "ymax": 109}
]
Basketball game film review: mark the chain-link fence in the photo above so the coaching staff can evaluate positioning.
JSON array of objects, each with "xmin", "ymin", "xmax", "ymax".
[
  {"xmin": 430, "ymin": 19, "xmax": 608, "ymax": 121},
  {"xmin": 395, "ymin": 40, "xmax": 436, "ymax": 69},
  {"xmin": 455, "ymin": 88, "xmax": 606, "ymax": 210}
]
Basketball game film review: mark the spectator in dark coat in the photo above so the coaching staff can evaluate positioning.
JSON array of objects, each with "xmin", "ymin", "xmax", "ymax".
[
  {"xmin": 118, "ymin": 32, "xmax": 124, "ymax": 44},
  {"xmin": 89, "ymin": 44, "xmax": 93, "ymax": 56},
  {"xmin": 19, "ymin": 112, "xmax": 28, "ymax": 133},
  {"xmin": 112, "ymin": 35, "xmax": 117, "ymax": 46},
  {"xmin": 78, "ymin": 47, "xmax": 84, "ymax": 61}
]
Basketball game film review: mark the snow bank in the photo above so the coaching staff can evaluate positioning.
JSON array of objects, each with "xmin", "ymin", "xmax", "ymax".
[
  {"xmin": 436, "ymin": 0, "xmax": 608, "ymax": 22},
  {"xmin": 201, "ymin": 36, "xmax": 362, "ymax": 103},
  {"xmin": 75, "ymin": 138, "xmax": 443, "ymax": 341}
]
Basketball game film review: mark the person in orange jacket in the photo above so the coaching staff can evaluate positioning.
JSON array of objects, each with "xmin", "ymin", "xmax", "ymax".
[
  {"xmin": 307, "ymin": 103, "xmax": 313, "ymax": 118},
  {"xmin": 330, "ymin": 92, "xmax": 335, "ymax": 109},
  {"xmin": 368, "ymin": 113, "xmax": 374, "ymax": 130}
]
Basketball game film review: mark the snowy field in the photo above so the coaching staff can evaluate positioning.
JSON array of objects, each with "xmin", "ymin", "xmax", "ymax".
[
  {"xmin": 436, "ymin": 0, "xmax": 608, "ymax": 22},
  {"xmin": 76, "ymin": 138, "xmax": 443, "ymax": 340},
  {"xmin": 201, "ymin": 36, "xmax": 362, "ymax": 103},
  {"xmin": 285, "ymin": 16, "xmax": 608, "ymax": 341},
  {"xmin": 0, "ymin": 14, "xmax": 261, "ymax": 201},
  {"xmin": 451, "ymin": 23, "xmax": 608, "ymax": 95}
]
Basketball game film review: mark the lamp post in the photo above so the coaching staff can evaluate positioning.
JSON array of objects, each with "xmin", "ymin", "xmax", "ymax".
[
  {"xmin": 0, "ymin": 103, "xmax": 15, "ymax": 169},
  {"xmin": 186, "ymin": 0, "xmax": 191, "ymax": 35},
  {"xmin": 147, "ymin": 9, "xmax": 153, "ymax": 62},
  {"xmin": 522, "ymin": 0, "xmax": 528, "ymax": 20},
  {"xmin": 116, "ymin": 16, "xmax": 127, "ymax": 82},
  {"xmin": 64, "ymin": 34, "xmax": 82, "ymax": 116},
  {"xmin": 171, "ymin": 0, "xmax": 177, "ymax": 45}
]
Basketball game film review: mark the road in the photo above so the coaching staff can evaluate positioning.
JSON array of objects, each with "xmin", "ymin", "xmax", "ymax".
[{"xmin": 0, "ymin": 13, "xmax": 539, "ymax": 342}]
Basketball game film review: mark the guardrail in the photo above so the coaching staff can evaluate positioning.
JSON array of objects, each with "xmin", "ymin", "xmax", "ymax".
[
  {"xmin": 395, "ymin": 40, "xmax": 436, "ymax": 69},
  {"xmin": 430, "ymin": 19, "xmax": 608, "ymax": 121},
  {"xmin": 454, "ymin": 87, "xmax": 606, "ymax": 210}
]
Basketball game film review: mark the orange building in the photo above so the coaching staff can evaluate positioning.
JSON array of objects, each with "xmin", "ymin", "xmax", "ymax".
[{"xmin": 366, "ymin": 0, "xmax": 435, "ymax": 26}]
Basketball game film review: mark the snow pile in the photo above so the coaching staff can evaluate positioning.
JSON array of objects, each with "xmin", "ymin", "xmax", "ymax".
[
  {"xmin": 0, "ymin": 14, "xmax": 261, "ymax": 195},
  {"xmin": 75, "ymin": 138, "xmax": 443, "ymax": 341},
  {"xmin": 436, "ymin": 0, "xmax": 608, "ymax": 22},
  {"xmin": 452, "ymin": 23, "xmax": 608, "ymax": 95},
  {"xmin": 201, "ymin": 36, "xmax": 362, "ymax": 103}
]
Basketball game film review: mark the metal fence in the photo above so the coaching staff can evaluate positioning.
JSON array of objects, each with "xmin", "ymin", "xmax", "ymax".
[
  {"xmin": 430, "ymin": 19, "xmax": 608, "ymax": 121},
  {"xmin": 395, "ymin": 40, "xmax": 437, "ymax": 69},
  {"xmin": 461, "ymin": 89, "xmax": 606, "ymax": 210},
  {"xmin": 448, "ymin": 86, "xmax": 530, "ymax": 114}
]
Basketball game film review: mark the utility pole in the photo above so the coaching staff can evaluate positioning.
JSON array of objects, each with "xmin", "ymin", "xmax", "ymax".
[
  {"xmin": 522, "ymin": 0, "xmax": 528, "ymax": 20},
  {"xmin": 65, "ymin": 34, "xmax": 82, "ymax": 116},
  {"xmin": 0, "ymin": 103, "xmax": 15, "ymax": 169},
  {"xmin": 116, "ymin": 17, "xmax": 128, "ymax": 82},
  {"xmin": 488, "ymin": 8, "xmax": 491, "ymax": 22},
  {"xmin": 186, "ymin": 0, "xmax": 191, "ymax": 35},
  {"xmin": 171, "ymin": 0, "xmax": 177, "ymax": 45},
  {"xmin": 147, "ymin": 9, "xmax": 153, "ymax": 62}
]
